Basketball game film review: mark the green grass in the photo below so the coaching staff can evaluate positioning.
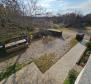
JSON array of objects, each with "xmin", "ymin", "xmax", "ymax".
[
  {"xmin": 0, "ymin": 64, "xmax": 22, "ymax": 81},
  {"xmin": 34, "ymin": 53, "xmax": 57, "ymax": 73},
  {"xmin": 0, "ymin": 61, "xmax": 32, "ymax": 81},
  {"xmin": 64, "ymin": 69, "xmax": 78, "ymax": 84},
  {"xmin": 64, "ymin": 79, "xmax": 70, "ymax": 84}
]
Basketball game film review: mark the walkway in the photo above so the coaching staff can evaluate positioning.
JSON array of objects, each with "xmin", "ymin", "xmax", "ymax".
[
  {"xmin": 43, "ymin": 43, "xmax": 86, "ymax": 84},
  {"xmin": 0, "ymin": 43, "xmax": 86, "ymax": 84},
  {"xmin": 0, "ymin": 37, "xmax": 71, "ymax": 71}
]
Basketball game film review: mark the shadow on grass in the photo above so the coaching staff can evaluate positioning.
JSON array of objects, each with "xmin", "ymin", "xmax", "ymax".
[{"xmin": 0, "ymin": 51, "xmax": 23, "ymax": 84}]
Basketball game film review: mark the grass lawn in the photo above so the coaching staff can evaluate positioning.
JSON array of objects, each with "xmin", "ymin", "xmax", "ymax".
[
  {"xmin": 0, "ymin": 63, "xmax": 23, "ymax": 81},
  {"xmin": 64, "ymin": 69, "xmax": 78, "ymax": 84},
  {"xmin": 0, "ymin": 61, "xmax": 32, "ymax": 81},
  {"xmin": 64, "ymin": 79, "xmax": 70, "ymax": 84},
  {"xmin": 34, "ymin": 53, "xmax": 57, "ymax": 73}
]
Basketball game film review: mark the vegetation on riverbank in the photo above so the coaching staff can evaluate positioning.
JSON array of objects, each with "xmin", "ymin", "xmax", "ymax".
[
  {"xmin": 64, "ymin": 40, "xmax": 91, "ymax": 84},
  {"xmin": 64, "ymin": 69, "xmax": 78, "ymax": 84},
  {"xmin": 77, "ymin": 41, "xmax": 91, "ymax": 67}
]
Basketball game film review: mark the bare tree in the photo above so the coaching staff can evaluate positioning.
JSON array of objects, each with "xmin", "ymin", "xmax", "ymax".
[
  {"xmin": 27, "ymin": 0, "xmax": 39, "ymax": 16},
  {"xmin": 1, "ymin": 0, "xmax": 21, "ymax": 17}
]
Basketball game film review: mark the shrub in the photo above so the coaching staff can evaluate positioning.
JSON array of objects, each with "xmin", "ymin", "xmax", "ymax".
[
  {"xmin": 68, "ymin": 69, "xmax": 78, "ymax": 84},
  {"xmin": 86, "ymin": 41, "xmax": 91, "ymax": 49},
  {"xmin": 77, "ymin": 47, "xmax": 91, "ymax": 67}
]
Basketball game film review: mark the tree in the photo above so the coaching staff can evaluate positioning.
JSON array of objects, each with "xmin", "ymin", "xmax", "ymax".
[{"xmin": 3, "ymin": 0, "xmax": 22, "ymax": 16}]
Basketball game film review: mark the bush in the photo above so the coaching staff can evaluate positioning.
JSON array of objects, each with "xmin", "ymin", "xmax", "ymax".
[
  {"xmin": 86, "ymin": 41, "xmax": 91, "ymax": 48},
  {"xmin": 77, "ymin": 47, "xmax": 91, "ymax": 67},
  {"xmin": 68, "ymin": 69, "xmax": 78, "ymax": 84},
  {"xmin": 64, "ymin": 79, "xmax": 70, "ymax": 84}
]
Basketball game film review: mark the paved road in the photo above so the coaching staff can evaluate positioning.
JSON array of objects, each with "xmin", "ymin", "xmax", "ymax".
[{"xmin": 0, "ymin": 42, "xmax": 86, "ymax": 84}]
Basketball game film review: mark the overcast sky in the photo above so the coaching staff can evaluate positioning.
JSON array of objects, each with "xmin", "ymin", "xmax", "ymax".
[{"xmin": 37, "ymin": 0, "xmax": 91, "ymax": 15}]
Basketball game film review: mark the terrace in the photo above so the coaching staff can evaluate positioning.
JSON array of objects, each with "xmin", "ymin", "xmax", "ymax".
[{"xmin": 0, "ymin": 29, "xmax": 90, "ymax": 84}]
